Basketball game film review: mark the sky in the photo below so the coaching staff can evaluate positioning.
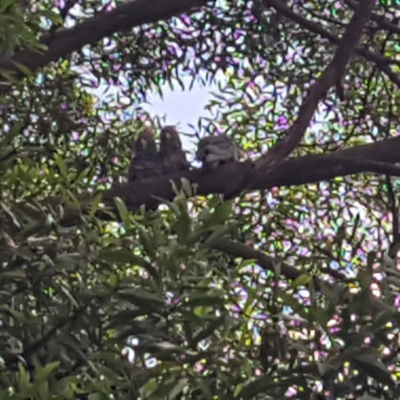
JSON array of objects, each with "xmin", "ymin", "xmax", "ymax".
[
  {"xmin": 144, "ymin": 82, "xmax": 213, "ymax": 128},
  {"xmin": 142, "ymin": 80, "xmax": 215, "ymax": 153},
  {"xmin": 65, "ymin": 1, "xmax": 218, "ymax": 153}
]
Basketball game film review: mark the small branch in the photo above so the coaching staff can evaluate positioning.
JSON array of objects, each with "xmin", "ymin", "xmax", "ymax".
[
  {"xmin": 48, "ymin": 0, "xmax": 79, "ymax": 37},
  {"xmin": 344, "ymin": 0, "xmax": 400, "ymax": 35},
  {"xmin": 2, "ymin": 305, "xmax": 87, "ymax": 367},
  {"xmin": 256, "ymin": 0, "xmax": 376, "ymax": 172},
  {"xmin": 211, "ymin": 239, "xmax": 387, "ymax": 316},
  {"xmin": 212, "ymin": 238, "xmax": 348, "ymax": 286},
  {"xmin": 264, "ymin": 0, "xmax": 400, "ymax": 87},
  {"xmin": 385, "ymin": 176, "xmax": 400, "ymax": 255}
]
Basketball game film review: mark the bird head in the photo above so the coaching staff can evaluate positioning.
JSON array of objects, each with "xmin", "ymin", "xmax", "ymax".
[
  {"xmin": 160, "ymin": 126, "xmax": 182, "ymax": 152},
  {"xmin": 135, "ymin": 127, "xmax": 157, "ymax": 154}
]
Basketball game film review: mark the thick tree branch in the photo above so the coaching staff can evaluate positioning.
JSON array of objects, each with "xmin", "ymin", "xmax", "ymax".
[
  {"xmin": 0, "ymin": 0, "xmax": 209, "ymax": 84},
  {"xmin": 101, "ymin": 136, "xmax": 400, "ymax": 210},
  {"xmin": 256, "ymin": 0, "xmax": 376, "ymax": 172}
]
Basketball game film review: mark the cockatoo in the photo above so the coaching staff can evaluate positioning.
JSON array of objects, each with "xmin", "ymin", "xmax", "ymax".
[
  {"xmin": 196, "ymin": 134, "xmax": 246, "ymax": 169},
  {"xmin": 128, "ymin": 127, "xmax": 162, "ymax": 181},
  {"xmin": 159, "ymin": 126, "xmax": 190, "ymax": 174}
]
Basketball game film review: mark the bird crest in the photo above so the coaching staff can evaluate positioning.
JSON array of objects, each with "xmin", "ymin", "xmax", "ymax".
[{"xmin": 134, "ymin": 127, "xmax": 157, "ymax": 154}]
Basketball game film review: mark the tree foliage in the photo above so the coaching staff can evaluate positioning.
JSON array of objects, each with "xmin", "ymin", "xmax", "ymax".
[{"xmin": 0, "ymin": 0, "xmax": 399, "ymax": 399}]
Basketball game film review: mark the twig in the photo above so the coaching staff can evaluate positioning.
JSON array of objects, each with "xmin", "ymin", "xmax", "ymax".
[
  {"xmin": 385, "ymin": 176, "xmax": 400, "ymax": 256},
  {"xmin": 344, "ymin": 0, "xmax": 400, "ymax": 35},
  {"xmin": 0, "ymin": 0, "xmax": 209, "ymax": 90},
  {"xmin": 264, "ymin": 0, "xmax": 400, "ymax": 87},
  {"xmin": 48, "ymin": 0, "xmax": 79, "ymax": 39}
]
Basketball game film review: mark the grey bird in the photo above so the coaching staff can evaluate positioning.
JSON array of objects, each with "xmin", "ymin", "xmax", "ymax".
[
  {"xmin": 128, "ymin": 127, "xmax": 163, "ymax": 181},
  {"xmin": 196, "ymin": 134, "xmax": 246, "ymax": 169},
  {"xmin": 159, "ymin": 126, "xmax": 190, "ymax": 174}
]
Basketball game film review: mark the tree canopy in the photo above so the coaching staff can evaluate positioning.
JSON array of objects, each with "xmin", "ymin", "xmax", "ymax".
[{"xmin": 0, "ymin": 0, "xmax": 399, "ymax": 399}]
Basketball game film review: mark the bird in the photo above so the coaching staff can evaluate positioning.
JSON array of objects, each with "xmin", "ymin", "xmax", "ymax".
[
  {"xmin": 159, "ymin": 126, "xmax": 190, "ymax": 174},
  {"xmin": 128, "ymin": 127, "xmax": 163, "ymax": 181},
  {"xmin": 196, "ymin": 134, "xmax": 246, "ymax": 169}
]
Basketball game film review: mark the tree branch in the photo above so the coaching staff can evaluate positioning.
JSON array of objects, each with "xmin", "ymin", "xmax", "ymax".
[
  {"xmin": 101, "ymin": 136, "xmax": 400, "ymax": 210},
  {"xmin": 344, "ymin": 0, "xmax": 400, "ymax": 35},
  {"xmin": 384, "ymin": 175, "xmax": 400, "ymax": 254},
  {"xmin": 211, "ymin": 239, "xmax": 388, "ymax": 314},
  {"xmin": 265, "ymin": 0, "xmax": 400, "ymax": 86},
  {"xmin": 212, "ymin": 238, "xmax": 334, "ymax": 281},
  {"xmin": 0, "ymin": 0, "xmax": 209, "ymax": 85},
  {"xmin": 212, "ymin": 238, "xmax": 348, "ymax": 285},
  {"xmin": 256, "ymin": 0, "xmax": 376, "ymax": 172}
]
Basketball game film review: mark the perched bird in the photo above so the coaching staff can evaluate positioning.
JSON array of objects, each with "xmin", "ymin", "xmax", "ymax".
[
  {"xmin": 159, "ymin": 126, "xmax": 190, "ymax": 174},
  {"xmin": 196, "ymin": 134, "xmax": 246, "ymax": 169},
  {"xmin": 128, "ymin": 127, "xmax": 163, "ymax": 181}
]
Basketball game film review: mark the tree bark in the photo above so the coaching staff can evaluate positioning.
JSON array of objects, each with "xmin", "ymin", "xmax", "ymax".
[
  {"xmin": 102, "ymin": 136, "xmax": 400, "ymax": 210},
  {"xmin": 0, "ymin": 0, "xmax": 209, "ymax": 85}
]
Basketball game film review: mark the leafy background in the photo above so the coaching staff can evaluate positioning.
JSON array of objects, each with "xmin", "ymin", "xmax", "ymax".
[{"xmin": 0, "ymin": 0, "xmax": 399, "ymax": 399}]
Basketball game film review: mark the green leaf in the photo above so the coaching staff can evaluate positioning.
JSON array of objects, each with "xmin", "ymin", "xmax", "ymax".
[
  {"xmin": 199, "ymin": 199, "xmax": 233, "ymax": 228},
  {"xmin": 54, "ymin": 153, "xmax": 68, "ymax": 179},
  {"xmin": 17, "ymin": 363, "xmax": 31, "ymax": 392},
  {"xmin": 39, "ymin": 9, "xmax": 64, "ymax": 25},
  {"xmin": 292, "ymin": 273, "xmax": 312, "ymax": 288},
  {"xmin": 370, "ymin": 308, "xmax": 398, "ymax": 332},
  {"xmin": 13, "ymin": 61, "xmax": 32, "ymax": 78},
  {"xmin": 180, "ymin": 177, "xmax": 194, "ymax": 197},
  {"xmin": 0, "ymin": 69, "xmax": 19, "ymax": 84},
  {"xmin": 184, "ymin": 293, "xmax": 225, "ymax": 308},
  {"xmin": 89, "ymin": 193, "xmax": 103, "ymax": 220},
  {"xmin": 131, "ymin": 219, "xmax": 157, "ymax": 258},
  {"xmin": 0, "ymin": 145, "xmax": 16, "ymax": 164},
  {"xmin": 20, "ymin": 218, "xmax": 46, "ymax": 237},
  {"xmin": 166, "ymin": 378, "xmax": 188, "ymax": 399},
  {"xmin": 202, "ymin": 223, "xmax": 236, "ymax": 247},
  {"xmin": 108, "ymin": 272, "xmax": 119, "ymax": 289},
  {"xmin": 357, "ymin": 269, "xmax": 372, "ymax": 291},
  {"xmin": 349, "ymin": 350, "xmax": 396, "ymax": 389},
  {"xmin": 236, "ymin": 376, "xmax": 274, "ymax": 398},
  {"xmin": 33, "ymin": 362, "xmax": 60, "ymax": 386},
  {"xmin": 0, "ymin": 0, "xmax": 14, "ymax": 13},
  {"xmin": 191, "ymin": 316, "xmax": 226, "ymax": 345},
  {"xmin": 140, "ymin": 378, "xmax": 158, "ymax": 399},
  {"xmin": 211, "ymin": 201, "xmax": 234, "ymax": 225},
  {"xmin": 116, "ymin": 288, "xmax": 164, "ymax": 312},
  {"xmin": 113, "ymin": 196, "xmax": 131, "ymax": 228},
  {"xmin": 99, "ymin": 248, "xmax": 143, "ymax": 265}
]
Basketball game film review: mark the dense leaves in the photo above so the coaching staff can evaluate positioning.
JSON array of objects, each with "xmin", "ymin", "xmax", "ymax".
[{"xmin": 0, "ymin": 0, "xmax": 399, "ymax": 399}]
